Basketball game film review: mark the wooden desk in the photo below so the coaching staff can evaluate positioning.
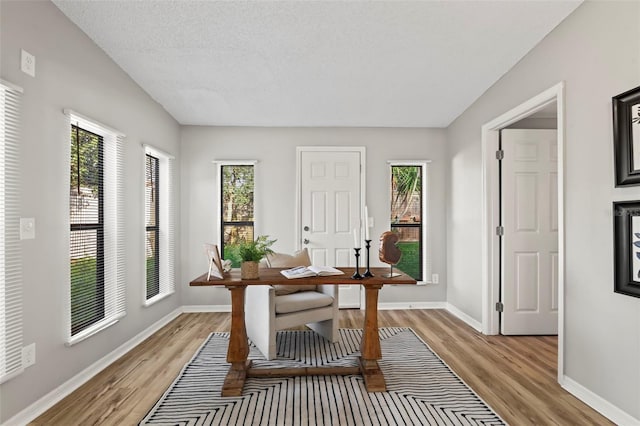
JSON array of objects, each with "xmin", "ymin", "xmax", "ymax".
[{"xmin": 190, "ymin": 267, "xmax": 416, "ymax": 396}]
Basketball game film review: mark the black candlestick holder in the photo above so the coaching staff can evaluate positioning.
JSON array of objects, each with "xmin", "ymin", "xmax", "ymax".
[
  {"xmin": 363, "ymin": 239, "xmax": 374, "ymax": 277},
  {"xmin": 352, "ymin": 248, "xmax": 363, "ymax": 279}
]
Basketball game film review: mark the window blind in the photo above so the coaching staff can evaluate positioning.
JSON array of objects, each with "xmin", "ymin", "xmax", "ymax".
[
  {"xmin": 143, "ymin": 145, "xmax": 175, "ymax": 305},
  {"xmin": 66, "ymin": 110, "xmax": 125, "ymax": 345},
  {"xmin": 0, "ymin": 80, "xmax": 22, "ymax": 383}
]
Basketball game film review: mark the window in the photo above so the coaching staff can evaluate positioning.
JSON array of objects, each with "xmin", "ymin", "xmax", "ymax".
[
  {"xmin": 390, "ymin": 162, "xmax": 430, "ymax": 282},
  {"xmin": 0, "ymin": 80, "xmax": 22, "ymax": 383},
  {"xmin": 144, "ymin": 145, "xmax": 175, "ymax": 305},
  {"xmin": 217, "ymin": 162, "xmax": 256, "ymax": 266},
  {"xmin": 145, "ymin": 154, "xmax": 159, "ymax": 299},
  {"xmin": 67, "ymin": 110, "xmax": 124, "ymax": 344}
]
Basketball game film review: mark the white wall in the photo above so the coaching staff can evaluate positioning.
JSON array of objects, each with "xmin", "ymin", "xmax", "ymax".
[
  {"xmin": 446, "ymin": 1, "xmax": 640, "ymax": 420},
  {"xmin": 0, "ymin": 1, "xmax": 181, "ymax": 421},
  {"xmin": 180, "ymin": 126, "xmax": 447, "ymax": 306}
]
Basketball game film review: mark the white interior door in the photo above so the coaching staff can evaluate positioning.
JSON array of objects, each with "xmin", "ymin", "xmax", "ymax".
[
  {"xmin": 299, "ymin": 148, "xmax": 363, "ymax": 308},
  {"xmin": 501, "ymin": 129, "xmax": 558, "ymax": 335}
]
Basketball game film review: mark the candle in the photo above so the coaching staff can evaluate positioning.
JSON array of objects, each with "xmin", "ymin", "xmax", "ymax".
[
  {"xmin": 353, "ymin": 228, "xmax": 360, "ymax": 248},
  {"xmin": 364, "ymin": 205, "xmax": 370, "ymax": 240}
]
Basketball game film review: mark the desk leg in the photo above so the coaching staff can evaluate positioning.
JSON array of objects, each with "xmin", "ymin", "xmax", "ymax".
[
  {"xmin": 360, "ymin": 284, "xmax": 386, "ymax": 392},
  {"xmin": 221, "ymin": 285, "xmax": 251, "ymax": 397}
]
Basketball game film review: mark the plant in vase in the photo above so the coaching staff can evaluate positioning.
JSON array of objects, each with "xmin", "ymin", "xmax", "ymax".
[{"xmin": 236, "ymin": 235, "xmax": 276, "ymax": 279}]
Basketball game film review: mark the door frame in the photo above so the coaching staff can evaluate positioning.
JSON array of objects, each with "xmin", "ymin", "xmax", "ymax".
[{"xmin": 481, "ymin": 82, "xmax": 565, "ymax": 382}]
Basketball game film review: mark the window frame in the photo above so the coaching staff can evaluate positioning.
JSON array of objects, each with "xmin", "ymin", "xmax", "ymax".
[
  {"xmin": 388, "ymin": 160, "xmax": 431, "ymax": 283},
  {"xmin": 215, "ymin": 160, "xmax": 258, "ymax": 259},
  {"xmin": 143, "ymin": 145, "xmax": 175, "ymax": 307},
  {"xmin": 65, "ymin": 110, "xmax": 125, "ymax": 346}
]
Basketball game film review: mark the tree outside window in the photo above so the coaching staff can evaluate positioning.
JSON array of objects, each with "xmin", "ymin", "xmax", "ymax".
[
  {"xmin": 390, "ymin": 165, "xmax": 423, "ymax": 281},
  {"xmin": 69, "ymin": 125, "xmax": 104, "ymax": 335},
  {"xmin": 221, "ymin": 165, "xmax": 254, "ymax": 266}
]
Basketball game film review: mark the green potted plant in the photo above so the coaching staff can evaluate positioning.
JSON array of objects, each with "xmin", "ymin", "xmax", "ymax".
[{"xmin": 236, "ymin": 235, "xmax": 276, "ymax": 279}]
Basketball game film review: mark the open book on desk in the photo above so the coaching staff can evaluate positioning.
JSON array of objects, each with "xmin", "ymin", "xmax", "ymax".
[{"xmin": 280, "ymin": 265, "xmax": 344, "ymax": 279}]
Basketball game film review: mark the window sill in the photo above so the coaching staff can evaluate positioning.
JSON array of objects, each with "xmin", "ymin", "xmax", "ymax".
[
  {"xmin": 143, "ymin": 291, "xmax": 175, "ymax": 308},
  {"xmin": 66, "ymin": 314, "xmax": 125, "ymax": 346}
]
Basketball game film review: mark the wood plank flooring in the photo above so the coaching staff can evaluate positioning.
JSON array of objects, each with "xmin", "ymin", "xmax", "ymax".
[{"xmin": 32, "ymin": 310, "xmax": 612, "ymax": 425}]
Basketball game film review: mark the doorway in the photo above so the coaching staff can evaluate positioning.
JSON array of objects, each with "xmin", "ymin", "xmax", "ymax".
[
  {"xmin": 481, "ymin": 82, "xmax": 565, "ymax": 382},
  {"xmin": 296, "ymin": 146, "xmax": 366, "ymax": 308}
]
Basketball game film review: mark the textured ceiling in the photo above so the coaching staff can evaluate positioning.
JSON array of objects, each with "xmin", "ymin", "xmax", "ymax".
[{"xmin": 52, "ymin": 0, "xmax": 581, "ymax": 128}]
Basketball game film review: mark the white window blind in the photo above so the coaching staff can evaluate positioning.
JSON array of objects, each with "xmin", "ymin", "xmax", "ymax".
[
  {"xmin": 66, "ymin": 110, "xmax": 125, "ymax": 345},
  {"xmin": 0, "ymin": 80, "xmax": 22, "ymax": 383},
  {"xmin": 143, "ymin": 145, "xmax": 175, "ymax": 305}
]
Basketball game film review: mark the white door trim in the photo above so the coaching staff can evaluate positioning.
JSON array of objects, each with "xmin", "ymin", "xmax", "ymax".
[{"xmin": 480, "ymin": 82, "xmax": 565, "ymax": 383}]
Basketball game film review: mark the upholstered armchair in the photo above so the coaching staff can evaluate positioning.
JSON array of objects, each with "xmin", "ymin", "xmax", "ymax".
[{"xmin": 245, "ymin": 249, "xmax": 340, "ymax": 360}]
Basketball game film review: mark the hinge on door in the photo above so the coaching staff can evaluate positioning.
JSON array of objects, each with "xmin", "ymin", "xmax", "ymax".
[
  {"xmin": 496, "ymin": 226, "xmax": 504, "ymax": 236},
  {"xmin": 496, "ymin": 150, "xmax": 504, "ymax": 160},
  {"xmin": 496, "ymin": 302, "xmax": 504, "ymax": 312}
]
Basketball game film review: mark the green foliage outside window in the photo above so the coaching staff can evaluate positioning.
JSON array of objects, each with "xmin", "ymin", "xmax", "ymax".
[
  {"xmin": 390, "ymin": 165, "xmax": 423, "ymax": 281},
  {"xmin": 221, "ymin": 165, "xmax": 255, "ymax": 266}
]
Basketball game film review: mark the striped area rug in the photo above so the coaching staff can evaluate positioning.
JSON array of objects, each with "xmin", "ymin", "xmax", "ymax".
[{"xmin": 141, "ymin": 328, "xmax": 505, "ymax": 425}]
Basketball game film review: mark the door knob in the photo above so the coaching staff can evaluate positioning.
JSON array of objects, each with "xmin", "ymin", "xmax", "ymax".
[
  {"xmin": 303, "ymin": 238, "xmax": 310, "ymax": 245},
  {"xmin": 303, "ymin": 226, "xmax": 310, "ymax": 231}
]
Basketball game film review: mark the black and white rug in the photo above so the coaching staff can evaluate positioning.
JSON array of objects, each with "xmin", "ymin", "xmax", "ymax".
[{"xmin": 141, "ymin": 328, "xmax": 505, "ymax": 425}]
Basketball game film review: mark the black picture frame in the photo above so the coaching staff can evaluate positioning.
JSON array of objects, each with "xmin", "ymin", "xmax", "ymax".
[
  {"xmin": 613, "ymin": 86, "xmax": 640, "ymax": 186},
  {"xmin": 613, "ymin": 201, "xmax": 640, "ymax": 298}
]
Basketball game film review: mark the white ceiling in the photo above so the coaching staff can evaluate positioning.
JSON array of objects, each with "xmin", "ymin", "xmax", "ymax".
[{"xmin": 52, "ymin": 0, "xmax": 581, "ymax": 128}]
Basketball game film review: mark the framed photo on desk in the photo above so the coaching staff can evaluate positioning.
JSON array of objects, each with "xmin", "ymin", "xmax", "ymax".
[{"xmin": 204, "ymin": 243, "xmax": 223, "ymax": 280}]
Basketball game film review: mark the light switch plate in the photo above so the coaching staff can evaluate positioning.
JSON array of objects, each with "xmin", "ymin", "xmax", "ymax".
[
  {"xmin": 20, "ymin": 49, "xmax": 35, "ymax": 77},
  {"xmin": 22, "ymin": 343, "xmax": 36, "ymax": 368},
  {"xmin": 20, "ymin": 217, "xmax": 35, "ymax": 240}
]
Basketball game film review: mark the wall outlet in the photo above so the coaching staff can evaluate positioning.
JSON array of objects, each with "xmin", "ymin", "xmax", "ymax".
[
  {"xmin": 20, "ymin": 49, "xmax": 35, "ymax": 77},
  {"xmin": 22, "ymin": 343, "xmax": 36, "ymax": 368},
  {"xmin": 20, "ymin": 217, "xmax": 36, "ymax": 240},
  {"xmin": 431, "ymin": 273, "xmax": 439, "ymax": 284}
]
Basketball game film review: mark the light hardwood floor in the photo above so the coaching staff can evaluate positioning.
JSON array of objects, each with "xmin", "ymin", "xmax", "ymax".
[{"xmin": 32, "ymin": 310, "xmax": 612, "ymax": 425}]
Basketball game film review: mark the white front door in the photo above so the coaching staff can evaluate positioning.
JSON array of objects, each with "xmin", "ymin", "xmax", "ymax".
[
  {"xmin": 299, "ymin": 148, "xmax": 363, "ymax": 308},
  {"xmin": 501, "ymin": 129, "xmax": 558, "ymax": 335}
]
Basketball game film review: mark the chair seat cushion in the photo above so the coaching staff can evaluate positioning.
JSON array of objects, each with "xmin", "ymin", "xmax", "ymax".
[{"xmin": 275, "ymin": 291, "xmax": 334, "ymax": 314}]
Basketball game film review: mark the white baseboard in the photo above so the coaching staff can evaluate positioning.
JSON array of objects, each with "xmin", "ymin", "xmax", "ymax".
[
  {"xmin": 182, "ymin": 305, "xmax": 231, "ymax": 313},
  {"xmin": 3, "ymin": 308, "xmax": 183, "ymax": 426},
  {"xmin": 445, "ymin": 303, "xmax": 483, "ymax": 332},
  {"xmin": 562, "ymin": 376, "xmax": 639, "ymax": 426},
  {"xmin": 378, "ymin": 301, "xmax": 446, "ymax": 310}
]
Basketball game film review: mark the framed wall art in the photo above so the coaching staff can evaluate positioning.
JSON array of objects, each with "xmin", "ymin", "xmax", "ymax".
[
  {"xmin": 613, "ymin": 85, "xmax": 640, "ymax": 186},
  {"xmin": 613, "ymin": 200, "xmax": 640, "ymax": 298}
]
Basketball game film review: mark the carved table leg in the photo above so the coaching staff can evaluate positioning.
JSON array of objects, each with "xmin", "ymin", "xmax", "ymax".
[
  {"xmin": 221, "ymin": 285, "xmax": 251, "ymax": 397},
  {"xmin": 360, "ymin": 284, "xmax": 386, "ymax": 392}
]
